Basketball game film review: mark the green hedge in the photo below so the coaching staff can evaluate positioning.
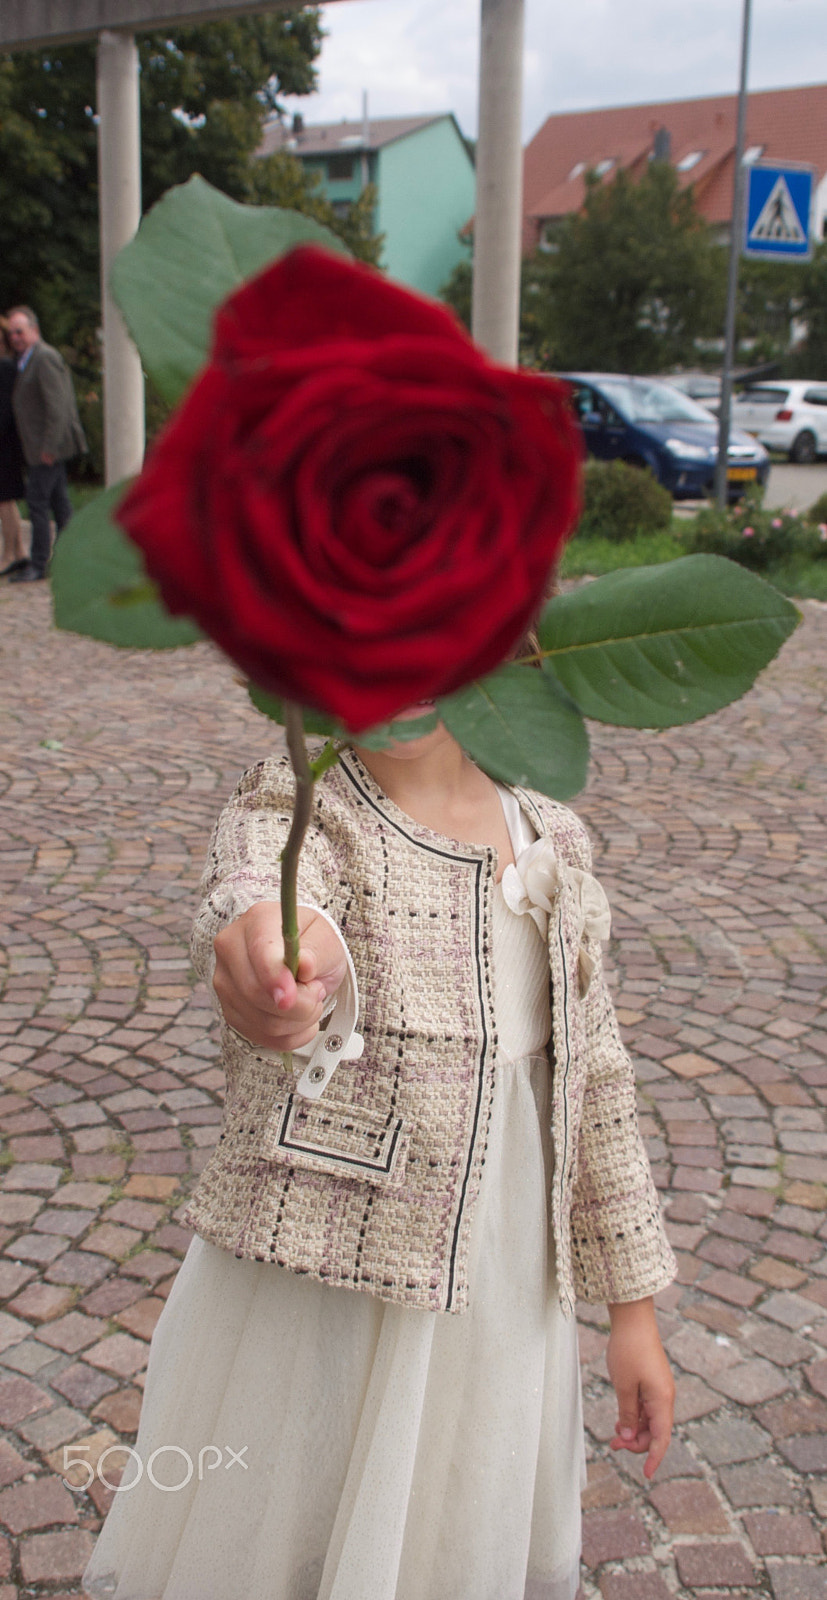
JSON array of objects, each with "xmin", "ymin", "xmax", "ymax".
[
  {"xmin": 682, "ymin": 488, "xmax": 827, "ymax": 571},
  {"xmin": 803, "ymin": 490, "xmax": 827, "ymax": 527},
  {"xmin": 575, "ymin": 458, "xmax": 673, "ymax": 543}
]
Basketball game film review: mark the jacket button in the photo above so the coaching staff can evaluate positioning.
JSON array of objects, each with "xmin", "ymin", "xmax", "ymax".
[{"xmin": 325, "ymin": 1034, "xmax": 343, "ymax": 1052}]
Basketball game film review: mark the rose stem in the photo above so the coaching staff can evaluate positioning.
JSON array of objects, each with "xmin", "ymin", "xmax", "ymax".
[
  {"xmin": 281, "ymin": 701, "xmax": 315, "ymax": 981},
  {"xmin": 280, "ymin": 711, "xmax": 345, "ymax": 1076}
]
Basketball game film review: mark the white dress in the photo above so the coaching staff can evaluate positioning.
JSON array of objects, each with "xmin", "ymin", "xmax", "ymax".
[{"xmin": 83, "ymin": 797, "xmax": 585, "ymax": 1600}]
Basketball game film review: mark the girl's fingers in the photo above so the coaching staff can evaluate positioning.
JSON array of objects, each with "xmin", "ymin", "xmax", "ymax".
[
  {"xmin": 243, "ymin": 921, "xmax": 291, "ymax": 999},
  {"xmin": 212, "ymin": 905, "xmax": 336, "ymax": 1052},
  {"xmin": 295, "ymin": 946, "xmax": 319, "ymax": 986},
  {"xmin": 612, "ymin": 1382, "xmax": 643, "ymax": 1448},
  {"xmin": 642, "ymin": 1396, "xmax": 673, "ymax": 1479},
  {"xmin": 214, "ymin": 936, "xmax": 324, "ymax": 1043},
  {"xmin": 220, "ymin": 1004, "xmax": 321, "ymax": 1053}
]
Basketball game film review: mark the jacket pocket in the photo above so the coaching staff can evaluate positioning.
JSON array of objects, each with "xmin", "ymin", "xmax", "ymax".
[{"xmin": 256, "ymin": 1093, "xmax": 410, "ymax": 1190}]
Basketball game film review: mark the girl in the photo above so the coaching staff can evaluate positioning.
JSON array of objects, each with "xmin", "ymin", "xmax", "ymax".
[{"xmin": 84, "ymin": 710, "xmax": 676, "ymax": 1600}]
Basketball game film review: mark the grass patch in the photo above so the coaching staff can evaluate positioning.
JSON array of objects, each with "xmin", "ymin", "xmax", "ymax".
[
  {"xmin": 563, "ymin": 517, "xmax": 826, "ymax": 600},
  {"xmin": 759, "ymin": 560, "xmax": 827, "ymax": 601},
  {"xmin": 561, "ymin": 528, "xmax": 685, "ymax": 577},
  {"xmin": 68, "ymin": 484, "xmax": 106, "ymax": 514}
]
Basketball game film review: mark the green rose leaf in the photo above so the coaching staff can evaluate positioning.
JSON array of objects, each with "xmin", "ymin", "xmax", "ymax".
[
  {"xmin": 111, "ymin": 175, "xmax": 350, "ymax": 407},
  {"xmin": 247, "ymin": 684, "xmax": 439, "ymax": 747},
  {"xmin": 247, "ymin": 684, "xmax": 341, "ymax": 739},
  {"xmin": 51, "ymin": 482, "xmax": 202, "ymax": 649},
  {"xmin": 357, "ymin": 709, "xmax": 440, "ymax": 748},
  {"xmin": 438, "ymin": 664, "xmax": 589, "ymax": 800},
  {"xmin": 538, "ymin": 555, "xmax": 800, "ymax": 728}
]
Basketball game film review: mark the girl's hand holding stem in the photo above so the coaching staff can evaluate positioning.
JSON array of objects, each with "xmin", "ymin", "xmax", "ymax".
[
  {"xmin": 213, "ymin": 903, "xmax": 347, "ymax": 1053},
  {"xmin": 606, "ymin": 1297, "xmax": 675, "ymax": 1479}
]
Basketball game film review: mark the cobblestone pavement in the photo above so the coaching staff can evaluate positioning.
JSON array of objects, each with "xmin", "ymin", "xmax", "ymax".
[{"xmin": 0, "ymin": 583, "xmax": 824, "ymax": 1600}]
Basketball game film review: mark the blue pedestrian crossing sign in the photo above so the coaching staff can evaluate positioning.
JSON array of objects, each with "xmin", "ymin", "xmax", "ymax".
[{"xmin": 744, "ymin": 164, "xmax": 813, "ymax": 260}]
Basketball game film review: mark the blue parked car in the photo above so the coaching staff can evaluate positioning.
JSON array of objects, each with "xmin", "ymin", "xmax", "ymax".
[{"xmin": 561, "ymin": 373, "xmax": 770, "ymax": 499}]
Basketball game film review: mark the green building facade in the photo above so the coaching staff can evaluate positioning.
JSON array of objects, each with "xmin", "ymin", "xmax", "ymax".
[{"xmin": 258, "ymin": 113, "xmax": 475, "ymax": 300}]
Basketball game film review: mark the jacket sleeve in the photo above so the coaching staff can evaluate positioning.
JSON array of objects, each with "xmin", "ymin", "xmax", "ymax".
[
  {"xmin": 569, "ymin": 949, "xmax": 676, "ymax": 1304},
  {"xmin": 37, "ymin": 350, "xmax": 71, "ymax": 459},
  {"xmin": 559, "ymin": 825, "xmax": 677, "ymax": 1306},
  {"xmin": 190, "ymin": 756, "xmax": 339, "ymax": 1002}
]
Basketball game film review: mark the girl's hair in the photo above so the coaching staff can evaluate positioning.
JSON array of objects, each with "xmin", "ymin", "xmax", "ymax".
[
  {"xmin": 0, "ymin": 318, "xmax": 12, "ymax": 359},
  {"xmin": 513, "ymin": 562, "xmax": 561, "ymax": 667}
]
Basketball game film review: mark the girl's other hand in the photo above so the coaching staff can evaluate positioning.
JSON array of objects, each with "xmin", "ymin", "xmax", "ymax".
[
  {"xmin": 213, "ymin": 903, "xmax": 347, "ymax": 1052},
  {"xmin": 606, "ymin": 1297, "xmax": 675, "ymax": 1479}
]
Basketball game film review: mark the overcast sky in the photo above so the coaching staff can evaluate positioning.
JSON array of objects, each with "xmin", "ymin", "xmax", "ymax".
[{"xmin": 278, "ymin": 0, "xmax": 827, "ymax": 140}]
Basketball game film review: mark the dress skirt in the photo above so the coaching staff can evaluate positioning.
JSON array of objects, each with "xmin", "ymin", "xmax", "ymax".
[{"xmin": 84, "ymin": 881, "xmax": 586, "ymax": 1600}]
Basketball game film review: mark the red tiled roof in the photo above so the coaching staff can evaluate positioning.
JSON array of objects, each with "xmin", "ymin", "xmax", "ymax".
[{"xmin": 523, "ymin": 84, "xmax": 827, "ymax": 248}]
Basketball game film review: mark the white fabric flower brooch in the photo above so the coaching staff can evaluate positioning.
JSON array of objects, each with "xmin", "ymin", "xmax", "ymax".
[{"xmin": 501, "ymin": 838, "xmax": 611, "ymax": 996}]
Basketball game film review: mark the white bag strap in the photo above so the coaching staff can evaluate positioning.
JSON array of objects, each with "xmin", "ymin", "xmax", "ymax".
[{"xmin": 293, "ymin": 905, "xmax": 363, "ymax": 1100}]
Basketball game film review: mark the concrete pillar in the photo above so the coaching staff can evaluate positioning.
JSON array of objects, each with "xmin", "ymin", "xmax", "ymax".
[
  {"xmin": 471, "ymin": 0, "xmax": 525, "ymax": 366},
  {"xmin": 96, "ymin": 30, "xmax": 145, "ymax": 485}
]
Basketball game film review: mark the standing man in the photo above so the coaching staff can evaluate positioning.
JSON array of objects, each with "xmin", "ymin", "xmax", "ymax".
[{"xmin": 5, "ymin": 307, "xmax": 87, "ymax": 583}]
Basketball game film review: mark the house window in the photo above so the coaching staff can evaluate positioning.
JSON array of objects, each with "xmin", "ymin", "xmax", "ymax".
[
  {"xmin": 743, "ymin": 145, "xmax": 764, "ymax": 165},
  {"xmin": 676, "ymin": 150, "xmax": 704, "ymax": 172},
  {"xmin": 327, "ymin": 154, "xmax": 355, "ymax": 181},
  {"xmin": 568, "ymin": 161, "xmax": 585, "ymax": 181},
  {"xmin": 594, "ymin": 158, "xmax": 614, "ymax": 176}
]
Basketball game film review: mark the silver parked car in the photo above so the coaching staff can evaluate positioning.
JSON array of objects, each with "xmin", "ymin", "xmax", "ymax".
[{"xmin": 730, "ymin": 381, "xmax": 827, "ymax": 463}]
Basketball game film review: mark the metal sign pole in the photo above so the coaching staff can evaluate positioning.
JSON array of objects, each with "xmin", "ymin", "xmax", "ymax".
[{"xmin": 714, "ymin": 0, "xmax": 753, "ymax": 509}]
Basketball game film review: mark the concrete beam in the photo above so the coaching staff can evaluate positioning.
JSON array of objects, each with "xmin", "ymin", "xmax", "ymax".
[
  {"xmin": 97, "ymin": 31, "xmax": 145, "ymax": 486},
  {"xmin": 1, "ymin": 0, "xmax": 349, "ymax": 53},
  {"xmin": 471, "ymin": 0, "xmax": 525, "ymax": 365}
]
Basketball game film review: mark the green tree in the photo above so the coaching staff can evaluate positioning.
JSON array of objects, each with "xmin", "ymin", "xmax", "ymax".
[
  {"xmin": 251, "ymin": 152, "xmax": 382, "ymax": 267},
  {"xmin": 534, "ymin": 164, "xmax": 726, "ymax": 373},
  {"xmin": 736, "ymin": 257, "xmax": 805, "ymax": 367},
  {"xmin": 0, "ymin": 46, "xmax": 101, "ymax": 348},
  {"xmin": 0, "ymin": 16, "xmax": 327, "ymax": 329},
  {"xmin": 439, "ymin": 258, "xmax": 472, "ymax": 329},
  {"xmin": 439, "ymin": 250, "xmax": 556, "ymax": 367},
  {"xmin": 784, "ymin": 241, "xmax": 827, "ymax": 378},
  {"xmin": 1, "ymin": 17, "xmax": 383, "ymax": 476},
  {"xmin": 137, "ymin": 15, "xmax": 323, "ymax": 208}
]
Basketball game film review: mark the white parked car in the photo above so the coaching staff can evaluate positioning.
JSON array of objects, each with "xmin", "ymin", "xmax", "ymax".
[{"xmin": 730, "ymin": 381, "xmax": 827, "ymax": 463}]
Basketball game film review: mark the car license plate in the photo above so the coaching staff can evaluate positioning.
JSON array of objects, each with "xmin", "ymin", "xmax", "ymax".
[{"xmin": 727, "ymin": 466, "xmax": 757, "ymax": 481}]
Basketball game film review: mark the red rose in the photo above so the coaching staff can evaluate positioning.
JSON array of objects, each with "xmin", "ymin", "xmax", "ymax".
[{"xmin": 116, "ymin": 246, "xmax": 582, "ymax": 732}]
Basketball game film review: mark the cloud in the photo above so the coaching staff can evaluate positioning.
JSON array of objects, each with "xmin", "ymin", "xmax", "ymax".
[
  {"xmin": 279, "ymin": 0, "xmax": 827, "ymax": 141},
  {"xmin": 286, "ymin": 0, "xmax": 480, "ymax": 132}
]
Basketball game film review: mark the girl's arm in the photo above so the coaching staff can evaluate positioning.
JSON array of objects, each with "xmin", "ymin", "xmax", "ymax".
[
  {"xmin": 213, "ymin": 902, "xmax": 348, "ymax": 1053},
  {"xmin": 606, "ymin": 1297, "xmax": 675, "ymax": 1479}
]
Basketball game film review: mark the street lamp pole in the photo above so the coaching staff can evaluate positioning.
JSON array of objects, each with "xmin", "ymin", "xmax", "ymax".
[{"xmin": 714, "ymin": 0, "xmax": 754, "ymax": 508}]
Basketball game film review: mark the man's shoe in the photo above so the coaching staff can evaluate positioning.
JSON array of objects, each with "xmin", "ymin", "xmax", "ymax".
[
  {"xmin": 0, "ymin": 557, "xmax": 29, "ymax": 577},
  {"xmin": 8, "ymin": 562, "xmax": 46, "ymax": 583}
]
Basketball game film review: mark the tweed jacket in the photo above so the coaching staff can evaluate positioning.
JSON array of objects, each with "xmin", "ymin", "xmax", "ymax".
[
  {"xmin": 185, "ymin": 750, "xmax": 676, "ymax": 1316},
  {"xmin": 12, "ymin": 342, "xmax": 87, "ymax": 466}
]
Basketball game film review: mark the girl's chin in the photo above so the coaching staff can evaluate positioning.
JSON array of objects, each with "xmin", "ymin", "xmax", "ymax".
[{"xmin": 393, "ymin": 701, "xmax": 436, "ymax": 722}]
